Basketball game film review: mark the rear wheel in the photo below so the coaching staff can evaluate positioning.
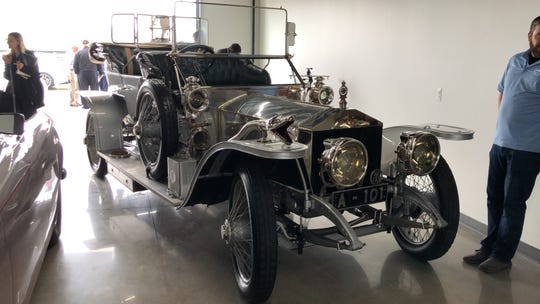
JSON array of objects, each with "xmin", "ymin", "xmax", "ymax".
[
  {"xmin": 40, "ymin": 72, "xmax": 54, "ymax": 89},
  {"xmin": 221, "ymin": 164, "xmax": 277, "ymax": 303},
  {"xmin": 135, "ymin": 79, "xmax": 177, "ymax": 180},
  {"xmin": 391, "ymin": 156, "xmax": 459, "ymax": 261},
  {"xmin": 85, "ymin": 113, "xmax": 108, "ymax": 178}
]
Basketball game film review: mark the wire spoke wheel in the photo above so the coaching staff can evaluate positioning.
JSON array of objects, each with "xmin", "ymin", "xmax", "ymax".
[
  {"xmin": 398, "ymin": 210, "xmax": 436, "ymax": 245},
  {"xmin": 397, "ymin": 175, "xmax": 437, "ymax": 244},
  {"xmin": 137, "ymin": 94, "xmax": 161, "ymax": 164},
  {"xmin": 223, "ymin": 164, "xmax": 277, "ymax": 303},
  {"xmin": 391, "ymin": 156, "xmax": 460, "ymax": 261},
  {"xmin": 229, "ymin": 183, "xmax": 253, "ymax": 283}
]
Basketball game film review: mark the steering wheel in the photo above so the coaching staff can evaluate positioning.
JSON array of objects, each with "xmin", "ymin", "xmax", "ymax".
[
  {"xmin": 178, "ymin": 44, "xmax": 215, "ymax": 54},
  {"xmin": 176, "ymin": 44, "xmax": 215, "ymax": 82}
]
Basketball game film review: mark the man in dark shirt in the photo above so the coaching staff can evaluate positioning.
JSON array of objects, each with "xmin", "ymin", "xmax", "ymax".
[{"xmin": 73, "ymin": 40, "xmax": 102, "ymax": 91}]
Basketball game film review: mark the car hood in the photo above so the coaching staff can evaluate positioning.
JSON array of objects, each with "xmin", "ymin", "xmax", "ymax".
[{"xmin": 217, "ymin": 91, "xmax": 381, "ymax": 131}]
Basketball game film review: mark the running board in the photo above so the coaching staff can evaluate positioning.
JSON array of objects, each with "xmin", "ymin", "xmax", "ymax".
[{"xmin": 98, "ymin": 150, "xmax": 183, "ymax": 206}]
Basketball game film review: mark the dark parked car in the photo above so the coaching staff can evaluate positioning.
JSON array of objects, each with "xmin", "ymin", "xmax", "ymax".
[
  {"xmin": 83, "ymin": 2, "xmax": 473, "ymax": 302},
  {"xmin": 0, "ymin": 112, "xmax": 65, "ymax": 304}
]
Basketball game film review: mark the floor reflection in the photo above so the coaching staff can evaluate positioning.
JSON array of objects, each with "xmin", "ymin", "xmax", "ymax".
[
  {"xmin": 376, "ymin": 251, "xmax": 447, "ymax": 303},
  {"xmin": 477, "ymin": 269, "xmax": 512, "ymax": 304}
]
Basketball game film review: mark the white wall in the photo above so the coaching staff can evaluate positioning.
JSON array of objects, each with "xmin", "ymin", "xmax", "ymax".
[{"xmin": 261, "ymin": 0, "xmax": 540, "ymax": 250}]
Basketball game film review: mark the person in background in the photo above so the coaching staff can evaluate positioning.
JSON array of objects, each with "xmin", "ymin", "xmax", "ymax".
[
  {"xmin": 73, "ymin": 40, "xmax": 102, "ymax": 91},
  {"xmin": 68, "ymin": 45, "xmax": 81, "ymax": 106},
  {"xmin": 0, "ymin": 32, "xmax": 44, "ymax": 119},
  {"xmin": 217, "ymin": 43, "xmax": 241, "ymax": 54},
  {"xmin": 89, "ymin": 42, "xmax": 108, "ymax": 92},
  {"xmin": 228, "ymin": 43, "xmax": 241, "ymax": 54},
  {"xmin": 463, "ymin": 15, "xmax": 540, "ymax": 273},
  {"xmin": 99, "ymin": 73, "xmax": 108, "ymax": 91},
  {"xmin": 192, "ymin": 30, "xmax": 205, "ymax": 44}
]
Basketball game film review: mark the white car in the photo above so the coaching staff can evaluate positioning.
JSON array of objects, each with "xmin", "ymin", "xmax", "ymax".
[
  {"xmin": 0, "ymin": 51, "xmax": 70, "ymax": 90},
  {"xmin": 36, "ymin": 51, "xmax": 71, "ymax": 89},
  {"xmin": 0, "ymin": 112, "xmax": 65, "ymax": 304}
]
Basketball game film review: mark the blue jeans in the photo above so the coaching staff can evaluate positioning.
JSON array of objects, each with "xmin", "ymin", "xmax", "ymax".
[{"xmin": 481, "ymin": 145, "xmax": 540, "ymax": 262}]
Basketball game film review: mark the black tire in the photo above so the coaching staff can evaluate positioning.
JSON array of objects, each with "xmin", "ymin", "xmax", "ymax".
[
  {"xmin": 48, "ymin": 184, "xmax": 61, "ymax": 249},
  {"xmin": 135, "ymin": 79, "xmax": 178, "ymax": 180},
  {"xmin": 85, "ymin": 113, "xmax": 108, "ymax": 178},
  {"xmin": 224, "ymin": 164, "xmax": 277, "ymax": 303},
  {"xmin": 40, "ymin": 72, "xmax": 54, "ymax": 89},
  {"xmin": 391, "ymin": 156, "xmax": 459, "ymax": 261}
]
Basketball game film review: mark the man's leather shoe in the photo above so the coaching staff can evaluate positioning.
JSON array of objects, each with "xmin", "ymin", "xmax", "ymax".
[
  {"xmin": 463, "ymin": 249, "xmax": 489, "ymax": 265},
  {"xmin": 479, "ymin": 257, "xmax": 512, "ymax": 273}
]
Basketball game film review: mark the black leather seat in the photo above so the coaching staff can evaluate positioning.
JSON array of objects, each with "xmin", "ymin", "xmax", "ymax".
[{"xmin": 205, "ymin": 58, "xmax": 271, "ymax": 86}]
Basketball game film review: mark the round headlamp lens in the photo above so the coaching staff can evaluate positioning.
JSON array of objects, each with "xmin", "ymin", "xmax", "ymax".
[
  {"xmin": 309, "ymin": 86, "xmax": 334, "ymax": 105},
  {"xmin": 322, "ymin": 138, "xmax": 368, "ymax": 187},
  {"xmin": 318, "ymin": 86, "xmax": 334, "ymax": 105},
  {"xmin": 409, "ymin": 133, "xmax": 440, "ymax": 175}
]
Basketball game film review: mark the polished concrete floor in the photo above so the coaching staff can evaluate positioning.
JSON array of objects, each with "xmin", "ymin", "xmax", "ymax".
[{"xmin": 30, "ymin": 90, "xmax": 540, "ymax": 304}]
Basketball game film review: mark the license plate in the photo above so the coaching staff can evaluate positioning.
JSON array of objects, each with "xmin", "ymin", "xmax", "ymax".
[{"xmin": 331, "ymin": 184, "xmax": 388, "ymax": 209}]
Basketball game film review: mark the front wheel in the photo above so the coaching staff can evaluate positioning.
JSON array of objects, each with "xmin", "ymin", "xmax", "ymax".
[
  {"xmin": 85, "ymin": 113, "xmax": 108, "ymax": 178},
  {"xmin": 221, "ymin": 164, "xmax": 277, "ymax": 303},
  {"xmin": 391, "ymin": 156, "xmax": 459, "ymax": 261}
]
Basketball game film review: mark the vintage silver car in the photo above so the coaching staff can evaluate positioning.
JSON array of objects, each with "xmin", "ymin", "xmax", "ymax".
[
  {"xmin": 83, "ymin": 2, "xmax": 473, "ymax": 303},
  {"xmin": 0, "ymin": 112, "xmax": 65, "ymax": 304}
]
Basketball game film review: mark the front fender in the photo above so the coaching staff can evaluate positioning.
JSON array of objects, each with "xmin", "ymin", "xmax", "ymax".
[
  {"xmin": 182, "ymin": 140, "xmax": 307, "ymax": 206},
  {"xmin": 381, "ymin": 124, "xmax": 474, "ymax": 174}
]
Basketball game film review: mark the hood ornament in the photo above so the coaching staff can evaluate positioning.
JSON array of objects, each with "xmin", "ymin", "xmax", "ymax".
[
  {"xmin": 228, "ymin": 115, "xmax": 296, "ymax": 145},
  {"xmin": 268, "ymin": 115, "xmax": 295, "ymax": 145}
]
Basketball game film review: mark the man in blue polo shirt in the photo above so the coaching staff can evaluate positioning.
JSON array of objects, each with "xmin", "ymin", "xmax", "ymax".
[{"xmin": 463, "ymin": 16, "xmax": 540, "ymax": 273}]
